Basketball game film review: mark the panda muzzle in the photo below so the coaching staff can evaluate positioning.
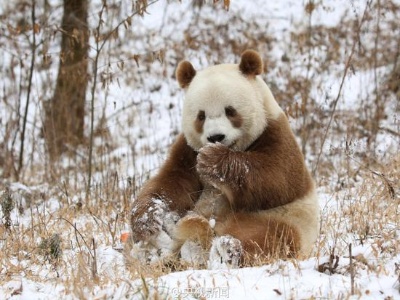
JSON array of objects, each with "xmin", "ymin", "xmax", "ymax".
[{"xmin": 207, "ymin": 134, "xmax": 226, "ymax": 143}]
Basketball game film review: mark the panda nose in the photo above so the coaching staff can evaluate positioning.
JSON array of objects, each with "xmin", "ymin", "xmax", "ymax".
[{"xmin": 207, "ymin": 134, "xmax": 225, "ymax": 143}]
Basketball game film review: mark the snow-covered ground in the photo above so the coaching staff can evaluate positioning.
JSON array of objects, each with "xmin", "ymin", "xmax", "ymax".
[{"xmin": 1, "ymin": 0, "xmax": 399, "ymax": 299}]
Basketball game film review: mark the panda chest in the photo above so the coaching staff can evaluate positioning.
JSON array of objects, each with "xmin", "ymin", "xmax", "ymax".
[{"xmin": 193, "ymin": 183, "xmax": 231, "ymax": 220}]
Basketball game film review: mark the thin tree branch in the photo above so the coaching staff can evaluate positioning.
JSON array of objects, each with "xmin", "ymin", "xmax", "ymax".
[
  {"xmin": 313, "ymin": 0, "xmax": 372, "ymax": 175},
  {"xmin": 86, "ymin": 0, "xmax": 161, "ymax": 199},
  {"xmin": 18, "ymin": 0, "xmax": 37, "ymax": 179}
]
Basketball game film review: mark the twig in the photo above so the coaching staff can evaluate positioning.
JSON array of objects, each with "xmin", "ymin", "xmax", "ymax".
[
  {"xmin": 18, "ymin": 0, "xmax": 37, "ymax": 179},
  {"xmin": 395, "ymin": 263, "xmax": 400, "ymax": 293},
  {"xmin": 349, "ymin": 243, "xmax": 355, "ymax": 295},
  {"xmin": 370, "ymin": 171, "xmax": 396, "ymax": 199},
  {"xmin": 96, "ymin": 0, "xmax": 161, "ymax": 55},
  {"xmin": 60, "ymin": 218, "xmax": 94, "ymax": 259},
  {"xmin": 343, "ymin": 152, "xmax": 396, "ymax": 200},
  {"xmin": 379, "ymin": 126, "xmax": 400, "ymax": 138},
  {"xmin": 109, "ymin": 213, "xmax": 119, "ymax": 245},
  {"xmin": 300, "ymin": 0, "xmax": 315, "ymax": 155},
  {"xmin": 313, "ymin": 0, "xmax": 372, "ymax": 175},
  {"xmin": 86, "ymin": 3, "xmax": 106, "ymax": 201},
  {"xmin": 92, "ymin": 238, "xmax": 98, "ymax": 280},
  {"xmin": 86, "ymin": 0, "xmax": 161, "ymax": 200},
  {"xmin": 371, "ymin": 0, "xmax": 383, "ymax": 149}
]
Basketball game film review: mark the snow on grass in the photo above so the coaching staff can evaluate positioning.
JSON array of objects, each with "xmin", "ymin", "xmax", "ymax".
[
  {"xmin": 1, "ymin": 0, "xmax": 400, "ymax": 299},
  {"xmin": 4, "ymin": 252, "xmax": 399, "ymax": 299},
  {"xmin": 1, "ymin": 183, "xmax": 398, "ymax": 299}
]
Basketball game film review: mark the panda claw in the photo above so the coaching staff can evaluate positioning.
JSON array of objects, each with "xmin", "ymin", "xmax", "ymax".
[{"xmin": 209, "ymin": 235, "xmax": 242, "ymax": 269}]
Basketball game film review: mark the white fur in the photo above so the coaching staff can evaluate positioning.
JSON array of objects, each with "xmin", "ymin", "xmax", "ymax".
[
  {"xmin": 202, "ymin": 116, "xmax": 241, "ymax": 147},
  {"xmin": 182, "ymin": 64, "xmax": 282, "ymax": 151},
  {"xmin": 180, "ymin": 240, "xmax": 207, "ymax": 266},
  {"xmin": 208, "ymin": 235, "xmax": 242, "ymax": 269},
  {"xmin": 181, "ymin": 62, "xmax": 319, "ymax": 259}
]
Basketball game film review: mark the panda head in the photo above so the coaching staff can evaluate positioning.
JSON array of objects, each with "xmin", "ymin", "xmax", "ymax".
[{"xmin": 176, "ymin": 50, "xmax": 282, "ymax": 151}]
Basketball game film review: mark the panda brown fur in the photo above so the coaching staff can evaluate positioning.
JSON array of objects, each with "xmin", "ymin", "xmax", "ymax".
[{"xmin": 129, "ymin": 50, "xmax": 320, "ymax": 267}]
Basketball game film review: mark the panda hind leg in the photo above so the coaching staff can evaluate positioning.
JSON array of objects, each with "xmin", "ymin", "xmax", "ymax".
[
  {"xmin": 215, "ymin": 213, "xmax": 301, "ymax": 263},
  {"xmin": 174, "ymin": 213, "xmax": 214, "ymax": 249}
]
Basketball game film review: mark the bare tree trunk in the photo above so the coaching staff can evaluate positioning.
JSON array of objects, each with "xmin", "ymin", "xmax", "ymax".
[{"xmin": 44, "ymin": 0, "xmax": 89, "ymax": 158}]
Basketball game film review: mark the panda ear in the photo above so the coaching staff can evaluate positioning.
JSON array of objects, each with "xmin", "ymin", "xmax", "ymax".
[
  {"xmin": 176, "ymin": 61, "xmax": 197, "ymax": 88},
  {"xmin": 239, "ymin": 50, "xmax": 263, "ymax": 77}
]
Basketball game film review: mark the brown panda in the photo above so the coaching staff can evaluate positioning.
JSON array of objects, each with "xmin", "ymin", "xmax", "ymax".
[{"xmin": 127, "ymin": 50, "xmax": 320, "ymax": 268}]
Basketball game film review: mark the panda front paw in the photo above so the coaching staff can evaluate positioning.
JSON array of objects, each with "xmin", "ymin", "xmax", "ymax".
[
  {"xmin": 197, "ymin": 143, "xmax": 230, "ymax": 184},
  {"xmin": 129, "ymin": 200, "xmax": 180, "ymax": 264},
  {"xmin": 208, "ymin": 235, "xmax": 243, "ymax": 269},
  {"xmin": 130, "ymin": 198, "xmax": 168, "ymax": 242}
]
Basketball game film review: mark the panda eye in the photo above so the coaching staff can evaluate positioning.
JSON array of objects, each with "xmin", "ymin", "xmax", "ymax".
[
  {"xmin": 225, "ymin": 106, "xmax": 237, "ymax": 118},
  {"xmin": 197, "ymin": 110, "xmax": 206, "ymax": 121}
]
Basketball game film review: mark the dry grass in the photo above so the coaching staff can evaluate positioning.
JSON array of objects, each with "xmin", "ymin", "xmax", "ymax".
[
  {"xmin": 0, "ymin": 0, "xmax": 399, "ymax": 298},
  {"xmin": 0, "ymin": 151, "xmax": 399, "ymax": 297},
  {"xmin": 318, "ymin": 153, "xmax": 400, "ymax": 252}
]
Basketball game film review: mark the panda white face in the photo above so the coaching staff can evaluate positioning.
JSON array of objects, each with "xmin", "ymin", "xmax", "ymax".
[
  {"xmin": 195, "ymin": 104, "xmax": 243, "ymax": 148},
  {"xmin": 181, "ymin": 64, "xmax": 272, "ymax": 151}
]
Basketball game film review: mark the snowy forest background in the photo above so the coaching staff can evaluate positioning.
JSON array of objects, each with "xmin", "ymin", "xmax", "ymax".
[{"xmin": 0, "ymin": 0, "xmax": 400, "ymax": 299}]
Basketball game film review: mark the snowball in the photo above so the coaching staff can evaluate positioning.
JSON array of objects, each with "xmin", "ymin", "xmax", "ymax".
[{"xmin": 209, "ymin": 218, "xmax": 216, "ymax": 229}]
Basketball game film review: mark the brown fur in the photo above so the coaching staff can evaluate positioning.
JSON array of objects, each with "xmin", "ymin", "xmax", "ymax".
[
  {"xmin": 130, "ymin": 134, "xmax": 201, "ymax": 241},
  {"xmin": 214, "ymin": 213, "xmax": 301, "ymax": 261},
  {"xmin": 194, "ymin": 108, "xmax": 243, "ymax": 134},
  {"xmin": 225, "ymin": 106, "xmax": 243, "ymax": 128},
  {"xmin": 194, "ymin": 111, "xmax": 205, "ymax": 134},
  {"xmin": 131, "ymin": 113, "xmax": 313, "ymax": 257},
  {"xmin": 193, "ymin": 188, "xmax": 231, "ymax": 220},
  {"xmin": 239, "ymin": 50, "xmax": 263, "ymax": 77},
  {"xmin": 174, "ymin": 214, "xmax": 214, "ymax": 249},
  {"xmin": 175, "ymin": 208, "xmax": 300, "ymax": 262},
  {"xmin": 132, "ymin": 47, "xmax": 316, "ymax": 260},
  {"xmin": 196, "ymin": 113, "xmax": 314, "ymax": 211},
  {"xmin": 176, "ymin": 61, "xmax": 196, "ymax": 88}
]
